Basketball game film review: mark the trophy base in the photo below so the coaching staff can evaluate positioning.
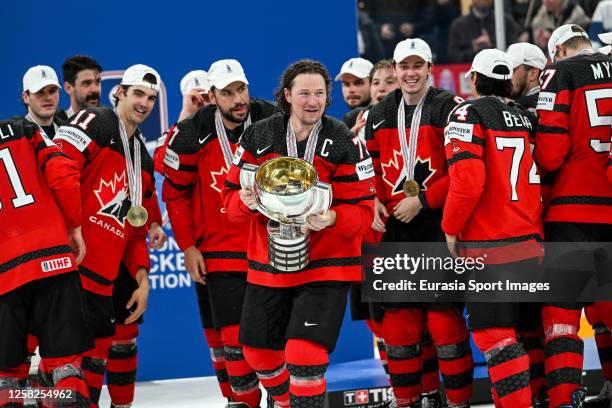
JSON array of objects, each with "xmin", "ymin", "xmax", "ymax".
[{"xmin": 267, "ymin": 221, "xmax": 310, "ymax": 272}]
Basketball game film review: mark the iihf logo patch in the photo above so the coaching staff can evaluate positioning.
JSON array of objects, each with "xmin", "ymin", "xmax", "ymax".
[{"xmin": 41, "ymin": 257, "xmax": 72, "ymax": 273}]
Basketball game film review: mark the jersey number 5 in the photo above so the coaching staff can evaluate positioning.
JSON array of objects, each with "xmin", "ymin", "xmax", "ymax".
[
  {"xmin": 0, "ymin": 148, "xmax": 34, "ymax": 211},
  {"xmin": 585, "ymin": 89, "xmax": 612, "ymax": 153}
]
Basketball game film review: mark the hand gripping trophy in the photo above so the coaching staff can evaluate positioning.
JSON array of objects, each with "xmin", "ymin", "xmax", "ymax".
[{"xmin": 240, "ymin": 156, "xmax": 332, "ymax": 272}]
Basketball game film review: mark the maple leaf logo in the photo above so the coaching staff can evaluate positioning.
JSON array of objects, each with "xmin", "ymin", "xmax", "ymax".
[
  {"xmin": 381, "ymin": 149, "xmax": 436, "ymax": 196},
  {"xmin": 94, "ymin": 171, "xmax": 130, "ymax": 227},
  {"xmin": 210, "ymin": 166, "xmax": 228, "ymax": 194}
]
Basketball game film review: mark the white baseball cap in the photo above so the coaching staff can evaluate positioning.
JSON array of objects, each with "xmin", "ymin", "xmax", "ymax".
[
  {"xmin": 598, "ymin": 32, "xmax": 612, "ymax": 55},
  {"xmin": 393, "ymin": 38, "xmax": 433, "ymax": 64},
  {"xmin": 548, "ymin": 24, "xmax": 590, "ymax": 59},
  {"xmin": 207, "ymin": 59, "xmax": 249, "ymax": 90},
  {"xmin": 23, "ymin": 65, "xmax": 60, "ymax": 93},
  {"xmin": 121, "ymin": 64, "xmax": 161, "ymax": 91},
  {"xmin": 506, "ymin": 42, "xmax": 548, "ymax": 70},
  {"xmin": 335, "ymin": 57, "xmax": 373, "ymax": 81},
  {"xmin": 465, "ymin": 49, "xmax": 512, "ymax": 80},
  {"xmin": 180, "ymin": 70, "xmax": 210, "ymax": 95}
]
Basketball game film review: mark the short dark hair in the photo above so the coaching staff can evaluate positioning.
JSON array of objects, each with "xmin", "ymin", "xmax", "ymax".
[
  {"xmin": 369, "ymin": 59, "xmax": 393, "ymax": 82},
  {"xmin": 62, "ymin": 55, "xmax": 102, "ymax": 85},
  {"xmin": 22, "ymin": 91, "xmax": 29, "ymax": 112},
  {"xmin": 275, "ymin": 60, "xmax": 332, "ymax": 115},
  {"xmin": 112, "ymin": 73, "xmax": 158, "ymax": 106},
  {"xmin": 474, "ymin": 65, "xmax": 513, "ymax": 98}
]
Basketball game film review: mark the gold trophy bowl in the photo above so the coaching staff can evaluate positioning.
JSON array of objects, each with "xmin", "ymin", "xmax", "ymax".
[{"xmin": 240, "ymin": 157, "xmax": 332, "ymax": 271}]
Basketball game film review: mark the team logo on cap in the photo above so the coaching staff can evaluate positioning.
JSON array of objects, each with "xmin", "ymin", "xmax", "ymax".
[
  {"xmin": 410, "ymin": 41, "xmax": 416, "ymax": 49},
  {"xmin": 194, "ymin": 78, "xmax": 200, "ymax": 86},
  {"xmin": 226, "ymin": 64, "xmax": 232, "ymax": 73},
  {"xmin": 349, "ymin": 61, "xmax": 354, "ymax": 68},
  {"xmin": 41, "ymin": 70, "xmax": 47, "ymax": 78}
]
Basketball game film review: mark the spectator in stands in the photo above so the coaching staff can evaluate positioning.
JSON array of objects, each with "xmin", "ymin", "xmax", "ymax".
[
  {"xmin": 428, "ymin": 0, "xmax": 461, "ymax": 62},
  {"xmin": 357, "ymin": 4, "xmax": 386, "ymax": 63},
  {"xmin": 361, "ymin": 0, "xmax": 437, "ymax": 58},
  {"xmin": 588, "ymin": 0, "xmax": 612, "ymax": 48},
  {"xmin": 447, "ymin": 0, "xmax": 521, "ymax": 63},
  {"xmin": 531, "ymin": 0, "xmax": 591, "ymax": 52},
  {"xmin": 510, "ymin": 0, "xmax": 542, "ymax": 30}
]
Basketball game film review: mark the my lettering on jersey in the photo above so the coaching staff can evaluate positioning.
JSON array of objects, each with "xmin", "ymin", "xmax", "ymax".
[
  {"xmin": 164, "ymin": 148, "xmax": 180, "ymax": 170},
  {"xmin": 537, "ymin": 92, "xmax": 556, "ymax": 111},
  {"xmin": 502, "ymin": 111, "xmax": 532, "ymax": 130},
  {"xmin": 55, "ymin": 126, "xmax": 92, "ymax": 152},
  {"xmin": 41, "ymin": 257, "xmax": 72, "ymax": 273},
  {"xmin": 0, "ymin": 124, "xmax": 15, "ymax": 141},
  {"xmin": 444, "ymin": 122, "xmax": 473, "ymax": 145},
  {"xmin": 356, "ymin": 157, "xmax": 375, "ymax": 180},
  {"xmin": 591, "ymin": 61, "xmax": 612, "ymax": 80}
]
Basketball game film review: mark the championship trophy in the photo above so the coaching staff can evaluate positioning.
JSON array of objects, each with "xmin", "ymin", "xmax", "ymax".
[{"xmin": 240, "ymin": 157, "xmax": 332, "ymax": 272}]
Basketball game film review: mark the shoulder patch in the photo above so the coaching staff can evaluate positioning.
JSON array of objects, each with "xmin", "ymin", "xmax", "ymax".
[
  {"xmin": 55, "ymin": 126, "xmax": 92, "ymax": 152},
  {"xmin": 536, "ymin": 92, "xmax": 556, "ymax": 111},
  {"xmin": 444, "ymin": 122, "xmax": 474, "ymax": 145},
  {"xmin": 355, "ymin": 157, "xmax": 375, "ymax": 180},
  {"xmin": 164, "ymin": 147, "xmax": 180, "ymax": 170}
]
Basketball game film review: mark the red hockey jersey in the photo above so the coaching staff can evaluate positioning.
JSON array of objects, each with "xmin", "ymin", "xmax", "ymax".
[
  {"xmin": 442, "ymin": 97, "xmax": 543, "ymax": 263},
  {"xmin": 161, "ymin": 100, "xmax": 277, "ymax": 273},
  {"xmin": 223, "ymin": 113, "xmax": 375, "ymax": 288},
  {"xmin": 534, "ymin": 52, "xmax": 612, "ymax": 224},
  {"xmin": 365, "ymin": 88, "xmax": 462, "ymax": 213},
  {"xmin": 54, "ymin": 107, "xmax": 154, "ymax": 295},
  {"xmin": 0, "ymin": 118, "xmax": 81, "ymax": 294}
]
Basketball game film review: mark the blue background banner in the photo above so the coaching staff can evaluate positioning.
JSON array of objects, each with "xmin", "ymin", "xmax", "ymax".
[
  {"xmin": 0, "ymin": 0, "xmax": 378, "ymax": 380},
  {"xmin": 2, "ymin": 0, "xmax": 495, "ymax": 382}
]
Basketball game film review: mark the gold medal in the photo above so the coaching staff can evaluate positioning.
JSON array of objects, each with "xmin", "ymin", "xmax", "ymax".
[
  {"xmin": 127, "ymin": 205, "xmax": 148, "ymax": 227},
  {"xmin": 403, "ymin": 179, "xmax": 420, "ymax": 197}
]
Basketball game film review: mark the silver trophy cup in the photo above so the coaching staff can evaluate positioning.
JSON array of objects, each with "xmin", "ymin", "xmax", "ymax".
[{"xmin": 240, "ymin": 157, "xmax": 332, "ymax": 272}]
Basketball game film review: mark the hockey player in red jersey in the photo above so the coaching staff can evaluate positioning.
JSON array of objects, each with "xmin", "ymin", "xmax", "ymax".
[
  {"xmin": 223, "ymin": 59, "xmax": 374, "ymax": 408},
  {"xmin": 344, "ymin": 59, "xmax": 400, "ymax": 392},
  {"xmin": 505, "ymin": 42, "xmax": 550, "ymax": 404},
  {"xmin": 534, "ymin": 24, "xmax": 612, "ymax": 408},
  {"xmin": 0, "ymin": 118, "xmax": 92, "ymax": 407},
  {"xmin": 365, "ymin": 39, "xmax": 473, "ymax": 408},
  {"xmin": 443, "ymin": 48, "xmax": 543, "ymax": 407},
  {"xmin": 162, "ymin": 59, "xmax": 277, "ymax": 408},
  {"xmin": 22, "ymin": 65, "xmax": 66, "ymax": 138},
  {"xmin": 106, "ymin": 203, "xmax": 165, "ymax": 408},
  {"xmin": 54, "ymin": 64, "xmax": 159, "ymax": 406}
]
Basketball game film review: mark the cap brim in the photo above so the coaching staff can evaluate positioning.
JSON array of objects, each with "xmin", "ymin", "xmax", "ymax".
[
  {"xmin": 121, "ymin": 80, "xmax": 160, "ymax": 91},
  {"xmin": 464, "ymin": 69, "xmax": 474, "ymax": 78},
  {"xmin": 28, "ymin": 80, "xmax": 60, "ymax": 93},
  {"xmin": 335, "ymin": 69, "xmax": 368, "ymax": 81},
  {"xmin": 394, "ymin": 52, "xmax": 431, "ymax": 64},
  {"xmin": 600, "ymin": 45, "xmax": 612, "ymax": 55},
  {"xmin": 209, "ymin": 75, "xmax": 249, "ymax": 90}
]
